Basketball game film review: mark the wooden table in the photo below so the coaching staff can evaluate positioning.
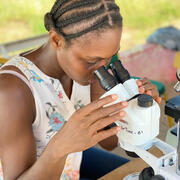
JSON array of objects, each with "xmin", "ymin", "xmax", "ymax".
[{"xmin": 99, "ymin": 148, "xmax": 163, "ymax": 180}]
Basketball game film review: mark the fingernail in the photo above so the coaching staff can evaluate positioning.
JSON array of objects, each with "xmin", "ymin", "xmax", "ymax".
[
  {"xmin": 157, "ymin": 97, "xmax": 162, "ymax": 104},
  {"xmin": 141, "ymin": 87, "xmax": 145, "ymax": 91},
  {"xmin": 112, "ymin": 94, "xmax": 118, "ymax": 100},
  {"xmin": 139, "ymin": 87, "xmax": 144, "ymax": 93},
  {"xmin": 120, "ymin": 111, "xmax": 126, "ymax": 116},
  {"xmin": 159, "ymin": 97, "xmax": 162, "ymax": 103},
  {"xmin": 120, "ymin": 119, "xmax": 128, "ymax": 124},
  {"xmin": 116, "ymin": 126, "xmax": 121, "ymax": 131},
  {"xmin": 147, "ymin": 91, "xmax": 152, "ymax": 95},
  {"xmin": 137, "ymin": 81, "xmax": 142, "ymax": 85},
  {"xmin": 122, "ymin": 101, "xmax": 128, "ymax": 106}
]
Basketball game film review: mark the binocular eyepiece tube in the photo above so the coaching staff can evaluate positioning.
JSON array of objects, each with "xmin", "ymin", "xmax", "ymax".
[{"xmin": 94, "ymin": 60, "xmax": 131, "ymax": 91}]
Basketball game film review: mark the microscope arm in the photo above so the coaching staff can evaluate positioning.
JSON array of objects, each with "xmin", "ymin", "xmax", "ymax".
[{"xmin": 126, "ymin": 138, "xmax": 179, "ymax": 179}]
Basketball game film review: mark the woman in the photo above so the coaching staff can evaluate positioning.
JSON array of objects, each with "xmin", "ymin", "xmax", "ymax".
[{"xmin": 0, "ymin": 0, "xmax": 161, "ymax": 180}]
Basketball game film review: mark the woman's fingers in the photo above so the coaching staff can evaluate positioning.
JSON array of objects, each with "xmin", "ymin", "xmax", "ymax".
[
  {"xmin": 91, "ymin": 111, "xmax": 126, "ymax": 132},
  {"xmin": 137, "ymin": 79, "xmax": 156, "ymax": 91},
  {"xmin": 137, "ymin": 77, "xmax": 149, "ymax": 85},
  {"xmin": 137, "ymin": 78, "xmax": 161, "ymax": 102},
  {"xmin": 93, "ymin": 126, "xmax": 121, "ymax": 143},
  {"xmin": 155, "ymin": 97, "xmax": 162, "ymax": 104},
  {"xmin": 87, "ymin": 101, "xmax": 128, "ymax": 125},
  {"xmin": 136, "ymin": 79, "xmax": 143, "ymax": 86},
  {"xmin": 145, "ymin": 87, "xmax": 159, "ymax": 98},
  {"xmin": 78, "ymin": 94, "xmax": 118, "ymax": 116},
  {"xmin": 138, "ymin": 86, "xmax": 145, "ymax": 93}
]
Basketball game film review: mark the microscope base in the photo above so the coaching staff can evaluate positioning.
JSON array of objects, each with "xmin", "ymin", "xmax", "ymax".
[{"xmin": 123, "ymin": 173, "xmax": 140, "ymax": 180}]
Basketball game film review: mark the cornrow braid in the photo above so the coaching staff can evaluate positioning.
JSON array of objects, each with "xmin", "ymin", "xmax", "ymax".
[
  {"xmin": 62, "ymin": 16, "xmax": 109, "ymax": 40},
  {"xmin": 54, "ymin": 0, "xmax": 101, "ymax": 20},
  {"xmin": 50, "ymin": 0, "xmax": 71, "ymax": 15},
  {"xmin": 56, "ymin": 4, "xmax": 105, "ymax": 28},
  {"xmin": 44, "ymin": 0, "xmax": 122, "ymax": 42},
  {"xmin": 107, "ymin": 3, "xmax": 120, "ymax": 11}
]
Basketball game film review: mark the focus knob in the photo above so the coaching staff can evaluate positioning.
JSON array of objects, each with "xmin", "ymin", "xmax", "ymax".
[
  {"xmin": 139, "ymin": 167, "xmax": 154, "ymax": 180},
  {"xmin": 138, "ymin": 94, "xmax": 153, "ymax": 108},
  {"xmin": 151, "ymin": 175, "xmax": 165, "ymax": 180}
]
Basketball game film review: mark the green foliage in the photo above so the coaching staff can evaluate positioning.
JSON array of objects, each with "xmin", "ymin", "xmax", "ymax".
[
  {"xmin": 0, "ymin": 0, "xmax": 53, "ymax": 34},
  {"xmin": 116, "ymin": 0, "xmax": 180, "ymax": 29},
  {"xmin": 0, "ymin": 0, "xmax": 180, "ymax": 50}
]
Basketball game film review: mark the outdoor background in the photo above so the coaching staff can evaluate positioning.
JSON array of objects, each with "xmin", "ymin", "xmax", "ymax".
[
  {"xmin": 1, "ymin": 0, "xmax": 180, "ymax": 161},
  {"xmin": 0, "ymin": 0, "xmax": 180, "ymax": 51}
]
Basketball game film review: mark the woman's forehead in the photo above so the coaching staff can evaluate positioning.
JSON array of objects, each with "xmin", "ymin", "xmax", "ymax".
[{"xmin": 71, "ymin": 27, "xmax": 122, "ymax": 58}]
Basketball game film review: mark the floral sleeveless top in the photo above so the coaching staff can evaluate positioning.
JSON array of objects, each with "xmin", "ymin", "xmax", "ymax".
[{"xmin": 0, "ymin": 56, "xmax": 91, "ymax": 180}]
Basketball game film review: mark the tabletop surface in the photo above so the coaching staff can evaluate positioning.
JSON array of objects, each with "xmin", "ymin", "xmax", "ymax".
[{"xmin": 99, "ymin": 147, "xmax": 163, "ymax": 180}]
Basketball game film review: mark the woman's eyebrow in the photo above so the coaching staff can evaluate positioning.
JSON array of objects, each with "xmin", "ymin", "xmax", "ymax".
[{"xmin": 86, "ymin": 48, "xmax": 120, "ymax": 60}]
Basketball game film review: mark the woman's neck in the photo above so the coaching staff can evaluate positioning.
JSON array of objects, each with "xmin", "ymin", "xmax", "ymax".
[{"xmin": 23, "ymin": 42, "xmax": 73, "ymax": 99}]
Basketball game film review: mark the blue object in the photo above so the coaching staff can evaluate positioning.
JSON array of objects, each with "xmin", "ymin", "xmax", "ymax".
[
  {"xmin": 147, "ymin": 26, "xmax": 180, "ymax": 51},
  {"xmin": 80, "ymin": 147, "xmax": 129, "ymax": 179}
]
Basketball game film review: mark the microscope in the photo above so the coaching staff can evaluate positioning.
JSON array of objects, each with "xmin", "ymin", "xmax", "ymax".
[{"xmin": 94, "ymin": 61, "xmax": 180, "ymax": 180}]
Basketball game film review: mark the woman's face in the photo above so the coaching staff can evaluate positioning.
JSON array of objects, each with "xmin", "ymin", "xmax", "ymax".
[{"xmin": 57, "ymin": 27, "xmax": 122, "ymax": 86}]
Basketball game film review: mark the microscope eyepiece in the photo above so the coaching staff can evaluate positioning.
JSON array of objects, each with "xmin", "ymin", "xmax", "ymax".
[
  {"xmin": 94, "ymin": 66, "xmax": 118, "ymax": 91},
  {"xmin": 110, "ymin": 60, "xmax": 131, "ymax": 83}
]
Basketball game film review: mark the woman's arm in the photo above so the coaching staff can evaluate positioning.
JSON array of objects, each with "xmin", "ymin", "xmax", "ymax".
[
  {"xmin": 0, "ymin": 74, "xmax": 67, "ymax": 180},
  {"xmin": 0, "ymin": 72, "xmax": 126, "ymax": 179}
]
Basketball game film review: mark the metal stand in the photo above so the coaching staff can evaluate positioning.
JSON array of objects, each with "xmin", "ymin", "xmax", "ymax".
[{"xmin": 176, "ymin": 119, "xmax": 180, "ymax": 175}]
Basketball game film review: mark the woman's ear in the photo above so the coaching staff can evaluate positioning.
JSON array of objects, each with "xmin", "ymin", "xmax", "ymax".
[{"xmin": 49, "ymin": 29, "xmax": 65, "ymax": 50}]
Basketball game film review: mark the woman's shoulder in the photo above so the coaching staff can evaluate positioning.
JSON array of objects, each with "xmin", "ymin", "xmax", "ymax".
[{"xmin": 0, "ymin": 67, "xmax": 36, "ymax": 123}]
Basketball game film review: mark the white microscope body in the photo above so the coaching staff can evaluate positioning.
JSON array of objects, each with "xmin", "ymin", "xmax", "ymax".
[
  {"xmin": 101, "ymin": 78, "xmax": 160, "ymax": 151},
  {"xmin": 94, "ymin": 61, "xmax": 180, "ymax": 180}
]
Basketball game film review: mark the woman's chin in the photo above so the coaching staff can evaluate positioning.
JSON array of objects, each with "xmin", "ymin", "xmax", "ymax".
[
  {"xmin": 74, "ymin": 77, "xmax": 96, "ymax": 86},
  {"xmin": 75, "ymin": 80, "xmax": 90, "ymax": 86}
]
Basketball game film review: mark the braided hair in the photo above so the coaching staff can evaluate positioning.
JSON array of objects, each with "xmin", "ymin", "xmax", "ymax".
[{"xmin": 44, "ymin": 0, "xmax": 122, "ymax": 43}]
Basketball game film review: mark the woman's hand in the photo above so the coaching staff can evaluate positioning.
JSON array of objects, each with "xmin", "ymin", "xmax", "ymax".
[
  {"xmin": 136, "ymin": 78, "xmax": 162, "ymax": 104},
  {"xmin": 53, "ymin": 95, "xmax": 128, "ymax": 155}
]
